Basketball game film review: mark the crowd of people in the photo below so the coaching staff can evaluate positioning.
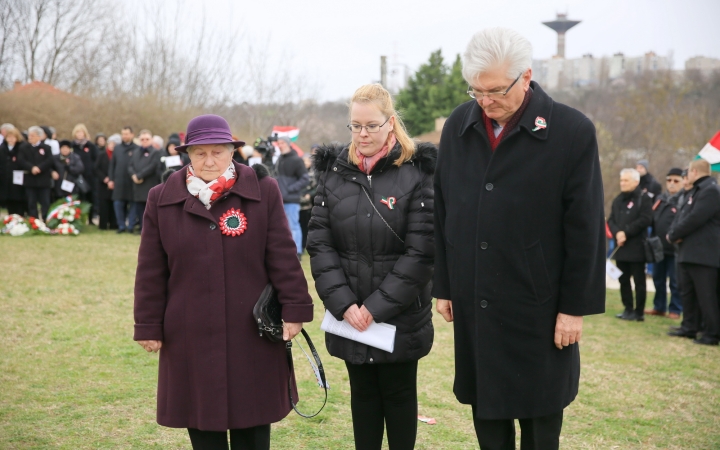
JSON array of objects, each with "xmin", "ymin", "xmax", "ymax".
[
  {"xmin": 0, "ymin": 122, "xmax": 319, "ymax": 251},
  {"xmin": 608, "ymin": 159, "xmax": 720, "ymax": 346}
]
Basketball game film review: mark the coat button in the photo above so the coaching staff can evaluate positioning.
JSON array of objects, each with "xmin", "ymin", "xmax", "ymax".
[
  {"xmin": 333, "ymin": 167, "xmax": 337, "ymax": 171},
  {"xmin": 367, "ymin": 213, "xmax": 371, "ymax": 217},
  {"xmin": 369, "ymin": 358, "xmax": 374, "ymax": 363},
  {"xmin": 485, "ymin": 183, "xmax": 494, "ymax": 191},
  {"xmin": 480, "ymin": 299, "xmax": 488, "ymax": 308},
  {"xmin": 209, "ymin": 223, "xmax": 217, "ymax": 230},
  {"xmin": 480, "ymin": 242, "xmax": 488, "ymax": 250},
  {"xmin": 352, "ymin": 177, "xmax": 356, "ymax": 180}
]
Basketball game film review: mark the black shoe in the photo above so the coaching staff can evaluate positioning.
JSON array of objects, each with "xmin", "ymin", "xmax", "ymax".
[
  {"xmin": 621, "ymin": 311, "xmax": 638, "ymax": 321},
  {"xmin": 693, "ymin": 336, "xmax": 719, "ymax": 346},
  {"xmin": 668, "ymin": 325, "xmax": 683, "ymax": 332},
  {"xmin": 667, "ymin": 329, "xmax": 697, "ymax": 339},
  {"xmin": 635, "ymin": 315, "xmax": 645, "ymax": 322},
  {"xmin": 615, "ymin": 310, "xmax": 633, "ymax": 319},
  {"xmin": 116, "ymin": 229, "xmax": 126, "ymax": 234}
]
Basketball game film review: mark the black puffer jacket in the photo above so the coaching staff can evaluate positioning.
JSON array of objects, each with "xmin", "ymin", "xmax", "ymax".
[{"xmin": 307, "ymin": 142, "xmax": 436, "ymax": 365}]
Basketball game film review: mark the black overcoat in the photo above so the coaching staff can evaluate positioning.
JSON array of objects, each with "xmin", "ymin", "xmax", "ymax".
[
  {"xmin": 668, "ymin": 176, "xmax": 720, "ymax": 268},
  {"xmin": 18, "ymin": 142, "xmax": 54, "ymax": 188},
  {"xmin": 0, "ymin": 141, "xmax": 27, "ymax": 202},
  {"xmin": 72, "ymin": 140, "xmax": 98, "ymax": 183},
  {"xmin": 651, "ymin": 192, "xmax": 680, "ymax": 255},
  {"xmin": 433, "ymin": 82, "xmax": 606, "ymax": 420},
  {"xmin": 307, "ymin": 143, "xmax": 436, "ymax": 365},
  {"xmin": 607, "ymin": 187, "xmax": 653, "ymax": 262},
  {"xmin": 109, "ymin": 141, "xmax": 138, "ymax": 201},
  {"xmin": 94, "ymin": 151, "xmax": 113, "ymax": 201},
  {"xmin": 128, "ymin": 146, "xmax": 161, "ymax": 202}
]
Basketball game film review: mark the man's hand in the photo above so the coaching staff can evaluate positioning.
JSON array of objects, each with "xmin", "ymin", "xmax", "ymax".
[
  {"xmin": 104, "ymin": 177, "xmax": 110, "ymax": 184},
  {"xmin": 132, "ymin": 174, "xmax": 143, "ymax": 184},
  {"xmin": 31, "ymin": 166, "xmax": 41, "ymax": 175},
  {"xmin": 108, "ymin": 181, "xmax": 115, "ymax": 190},
  {"xmin": 667, "ymin": 233, "xmax": 682, "ymax": 244},
  {"xmin": 283, "ymin": 322, "xmax": 303, "ymax": 341},
  {"xmin": 51, "ymin": 171, "xmax": 59, "ymax": 180},
  {"xmin": 344, "ymin": 304, "xmax": 373, "ymax": 332},
  {"xmin": 137, "ymin": 340, "xmax": 162, "ymax": 353},
  {"xmin": 554, "ymin": 313, "xmax": 583, "ymax": 349},
  {"xmin": 616, "ymin": 231, "xmax": 626, "ymax": 246},
  {"xmin": 436, "ymin": 299, "xmax": 453, "ymax": 322}
]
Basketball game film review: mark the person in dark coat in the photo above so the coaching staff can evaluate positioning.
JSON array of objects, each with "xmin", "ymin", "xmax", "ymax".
[
  {"xmin": 109, "ymin": 126, "xmax": 138, "ymax": 233},
  {"xmin": 308, "ymin": 84, "xmax": 435, "ymax": 450},
  {"xmin": 274, "ymin": 137, "xmax": 309, "ymax": 257},
  {"xmin": 72, "ymin": 124, "xmax": 98, "ymax": 221},
  {"xmin": 18, "ymin": 126, "xmax": 55, "ymax": 220},
  {"xmin": 94, "ymin": 134, "xmax": 119, "ymax": 230},
  {"xmin": 134, "ymin": 114, "xmax": 313, "ymax": 450},
  {"xmin": 433, "ymin": 28, "xmax": 606, "ymax": 450},
  {"xmin": 608, "ymin": 168, "xmax": 653, "ymax": 321},
  {"xmin": 51, "ymin": 140, "xmax": 85, "ymax": 197},
  {"xmin": 0, "ymin": 127, "xmax": 28, "ymax": 215},
  {"xmin": 128, "ymin": 130, "xmax": 162, "ymax": 233},
  {"xmin": 156, "ymin": 133, "xmax": 190, "ymax": 177},
  {"xmin": 667, "ymin": 159, "xmax": 720, "ymax": 346},
  {"xmin": 636, "ymin": 159, "xmax": 662, "ymax": 199},
  {"xmin": 299, "ymin": 152, "xmax": 317, "ymax": 252},
  {"xmin": 647, "ymin": 167, "xmax": 684, "ymax": 318}
]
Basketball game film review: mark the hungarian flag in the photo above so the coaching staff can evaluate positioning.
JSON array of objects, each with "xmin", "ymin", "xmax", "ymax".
[
  {"xmin": 272, "ymin": 126, "xmax": 304, "ymax": 156},
  {"xmin": 698, "ymin": 131, "xmax": 720, "ymax": 167}
]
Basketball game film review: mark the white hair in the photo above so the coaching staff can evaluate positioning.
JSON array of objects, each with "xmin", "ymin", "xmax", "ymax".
[
  {"xmin": 28, "ymin": 126, "xmax": 46, "ymax": 138},
  {"xmin": 620, "ymin": 168, "xmax": 641, "ymax": 182},
  {"xmin": 462, "ymin": 28, "xmax": 533, "ymax": 84},
  {"xmin": 241, "ymin": 145, "xmax": 254, "ymax": 158},
  {"xmin": 152, "ymin": 135, "xmax": 164, "ymax": 148},
  {"xmin": 0, "ymin": 123, "xmax": 14, "ymax": 132},
  {"xmin": 107, "ymin": 134, "xmax": 122, "ymax": 145}
]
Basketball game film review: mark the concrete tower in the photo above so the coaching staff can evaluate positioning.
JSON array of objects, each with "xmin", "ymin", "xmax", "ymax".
[{"xmin": 542, "ymin": 13, "xmax": 581, "ymax": 58}]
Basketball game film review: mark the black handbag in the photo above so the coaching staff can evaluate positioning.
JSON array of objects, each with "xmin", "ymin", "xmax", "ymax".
[
  {"xmin": 253, "ymin": 284, "xmax": 328, "ymax": 418},
  {"xmin": 74, "ymin": 174, "xmax": 90, "ymax": 194}
]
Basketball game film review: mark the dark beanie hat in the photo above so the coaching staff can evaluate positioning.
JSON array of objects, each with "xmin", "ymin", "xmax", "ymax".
[
  {"xmin": 666, "ymin": 167, "xmax": 683, "ymax": 177},
  {"xmin": 58, "ymin": 139, "xmax": 73, "ymax": 148},
  {"xmin": 167, "ymin": 133, "xmax": 181, "ymax": 148}
]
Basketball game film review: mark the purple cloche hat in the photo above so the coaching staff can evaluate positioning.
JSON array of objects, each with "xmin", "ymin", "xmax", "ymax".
[{"xmin": 175, "ymin": 114, "xmax": 245, "ymax": 153}]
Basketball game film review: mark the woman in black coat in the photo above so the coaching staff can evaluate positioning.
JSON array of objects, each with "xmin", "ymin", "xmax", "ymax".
[
  {"xmin": 0, "ymin": 127, "xmax": 28, "ymax": 215},
  {"xmin": 51, "ymin": 140, "xmax": 85, "ymax": 198},
  {"xmin": 19, "ymin": 126, "xmax": 55, "ymax": 220},
  {"xmin": 608, "ymin": 168, "xmax": 653, "ymax": 321},
  {"xmin": 94, "ymin": 135, "xmax": 118, "ymax": 229},
  {"xmin": 308, "ymin": 84, "xmax": 435, "ymax": 450},
  {"xmin": 72, "ymin": 124, "xmax": 98, "ymax": 220}
]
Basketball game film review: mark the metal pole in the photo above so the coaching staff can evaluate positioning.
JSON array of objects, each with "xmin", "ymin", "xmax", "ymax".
[{"xmin": 380, "ymin": 56, "xmax": 387, "ymax": 87}]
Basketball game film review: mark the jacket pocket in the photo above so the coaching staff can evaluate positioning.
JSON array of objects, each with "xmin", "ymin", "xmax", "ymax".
[{"xmin": 525, "ymin": 241, "xmax": 552, "ymax": 304}]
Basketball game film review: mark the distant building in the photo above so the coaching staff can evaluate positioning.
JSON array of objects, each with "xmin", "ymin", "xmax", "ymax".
[{"xmin": 685, "ymin": 56, "xmax": 720, "ymax": 77}]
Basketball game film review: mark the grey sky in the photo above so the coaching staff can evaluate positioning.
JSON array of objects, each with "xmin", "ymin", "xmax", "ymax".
[{"xmin": 173, "ymin": 0, "xmax": 720, "ymax": 101}]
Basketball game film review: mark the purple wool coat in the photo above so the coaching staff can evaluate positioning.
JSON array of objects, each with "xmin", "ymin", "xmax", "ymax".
[{"xmin": 133, "ymin": 161, "xmax": 313, "ymax": 431}]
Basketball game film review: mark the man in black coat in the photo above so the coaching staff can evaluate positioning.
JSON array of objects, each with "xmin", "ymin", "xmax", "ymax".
[
  {"xmin": 108, "ymin": 126, "xmax": 138, "ymax": 233},
  {"xmin": 18, "ymin": 126, "xmax": 55, "ymax": 220},
  {"xmin": 637, "ymin": 159, "xmax": 662, "ymax": 199},
  {"xmin": 608, "ymin": 169, "xmax": 653, "ymax": 321},
  {"xmin": 128, "ymin": 131, "xmax": 161, "ymax": 233},
  {"xmin": 667, "ymin": 159, "xmax": 720, "ymax": 345},
  {"xmin": 647, "ymin": 168, "xmax": 684, "ymax": 318},
  {"xmin": 433, "ymin": 28, "xmax": 605, "ymax": 449},
  {"xmin": 274, "ymin": 137, "xmax": 309, "ymax": 256}
]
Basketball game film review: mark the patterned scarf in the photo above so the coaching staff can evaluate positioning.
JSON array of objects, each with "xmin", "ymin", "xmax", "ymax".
[
  {"xmin": 186, "ymin": 164, "xmax": 236, "ymax": 209},
  {"xmin": 355, "ymin": 134, "xmax": 397, "ymax": 174}
]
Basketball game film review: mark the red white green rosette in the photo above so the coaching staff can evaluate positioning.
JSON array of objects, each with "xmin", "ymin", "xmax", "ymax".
[{"xmin": 219, "ymin": 208, "xmax": 248, "ymax": 236}]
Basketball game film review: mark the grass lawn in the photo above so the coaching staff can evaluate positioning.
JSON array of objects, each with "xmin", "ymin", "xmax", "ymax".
[{"xmin": 1, "ymin": 230, "xmax": 719, "ymax": 449}]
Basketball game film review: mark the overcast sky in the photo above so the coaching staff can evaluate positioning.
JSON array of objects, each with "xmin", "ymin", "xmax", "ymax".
[{"xmin": 162, "ymin": 0, "xmax": 720, "ymax": 102}]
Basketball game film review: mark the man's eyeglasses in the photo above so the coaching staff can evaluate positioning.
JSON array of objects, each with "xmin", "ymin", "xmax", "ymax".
[
  {"xmin": 467, "ymin": 72, "xmax": 523, "ymax": 101},
  {"xmin": 347, "ymin": 116, "xmax": 391, "ymax": 133}
]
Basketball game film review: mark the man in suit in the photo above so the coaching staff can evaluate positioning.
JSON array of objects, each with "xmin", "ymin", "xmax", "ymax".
[{"xmin": 667, "ymin": 159, "xmax": 720, "ymax": 345}]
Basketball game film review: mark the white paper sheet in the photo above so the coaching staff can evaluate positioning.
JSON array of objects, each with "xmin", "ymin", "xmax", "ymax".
[
  {"xmin": 606, "ymin": 259, "xmax": 623, "ymax": 280},
  {"xmin": 61, "ymin": 179, "xmax": 75, "ymax": 193},
  {"xmin": 248, "ymin": 157, "xmax": 263, "ymax": 167},
  {"xmin": 321, "ymin": 309, "xmax": 396, "ymax": 353},
  {"xmin": 164, "ymin": 155, "xmax": 182, "ymax": 168},
  {"xmin": 12, "ymin": 171, "xmax": 23, "ymax": 185}
]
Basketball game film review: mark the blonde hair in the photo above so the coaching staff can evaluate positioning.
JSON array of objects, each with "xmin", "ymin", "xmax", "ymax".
[
  {"xmin": 72, "ymin": 123, "xmax": 90, "ymax": 140},
  {"xmin": 348, "ymin": 84, "xmax": 414, "ymax": 167},
  {"xmin": 5, "ymin": 127, "xmax": 23, "ymax": 142}
]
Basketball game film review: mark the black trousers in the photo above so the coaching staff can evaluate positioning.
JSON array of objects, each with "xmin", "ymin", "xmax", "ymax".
[
  {"xmin": 5, "ymin": 199, "xmax": 26, "ymax": 215},
  {"xmin": 97, "ymin": 199, "xmax": 117, "ymax": 230},
  {"xmin": 472, "ymin": 407, "xmax": 564, "ymax": 450},
  {"xmin": 678, "ymin": 263, "xmax": 720, "ymax": 340},
  {"xmin": 616, "ymin": 261, "xmax": 647, "ymax": 315},
  {"xmin": 299, "ymin": 208, "xmax": 311, "ymax": 251},
  {"xmin": 25, "ymin": 187, "xmax": 51, "ymax": 220},
  {"xmin": 345, "ymin": 360, "xmax": 418, "ymax": 450},
  {"xmin": 187, "ymin": 426, "xmax": 270, "ymax": 450}
]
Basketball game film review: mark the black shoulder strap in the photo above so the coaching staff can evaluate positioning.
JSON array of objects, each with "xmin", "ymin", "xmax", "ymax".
[{"xmin": 285, "ymin": 328, "xmax": 328, "ymax": 418}]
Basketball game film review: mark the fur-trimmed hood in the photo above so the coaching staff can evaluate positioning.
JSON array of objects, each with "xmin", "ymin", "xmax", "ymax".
[{"xmin": 312, "ymin": 142, "xmax": 437, "ymax": 175}]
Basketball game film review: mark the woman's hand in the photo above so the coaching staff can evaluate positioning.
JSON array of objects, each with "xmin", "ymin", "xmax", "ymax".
[
  {"xmin": 283, "ymin": 322, "xmax": 303, "ymax": 341},
  {"xmin": 344, "ymin": 304, "xmax": 373, "ymax": 332},
  {"xmin": 51, "ymin": 171, "xmax": 59, "ymax": 180},
  {"xmin": 616, "ymin": 231, "xmax": 626, "ymax": 246},
  {"xmin": 137, "ymin": 340, "xmax": 162, "ymax": 353}
]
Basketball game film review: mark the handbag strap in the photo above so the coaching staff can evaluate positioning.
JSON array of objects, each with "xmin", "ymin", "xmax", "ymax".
[
  {"xmin": 360, "ymin": 185, "xmax": 405, "ymax": 244},
  {"xmin": 285, "ymin": 328, "xmax": 328, "ymax": 418}
]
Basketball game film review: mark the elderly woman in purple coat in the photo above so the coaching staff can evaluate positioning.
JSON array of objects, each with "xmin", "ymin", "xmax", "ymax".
[{"xmin": 133, "ymin": 114, "xmax": 313, "ymax": 450}]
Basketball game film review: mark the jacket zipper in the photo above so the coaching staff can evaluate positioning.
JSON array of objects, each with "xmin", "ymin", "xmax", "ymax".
[{"xmin": 367, "ymin": 175, "xmax": 372, "ymax": 187}]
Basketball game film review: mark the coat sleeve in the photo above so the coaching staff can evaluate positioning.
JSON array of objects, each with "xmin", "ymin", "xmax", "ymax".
[
  {"xmin": 93, "ymin": 155, "xmax": 106, "ymax": 181},
  {"xmin": 108, "ymin": 153, "xmax": 116, "ymax": 182},
  {"xmin": 286, "ymin": 159, "xmax": 309, "ymax": 194},
  {"xmin": 69, "ymin": 155, "xmax": 84, "ymax": 176},
  {"xmin": 623, "ymin": 194, "xmax": 653, "ymax": 237},
  {"xmin": 262, "ymin": 177, "xmax": 314, "ymax": 323},
  {"xmin": 127, "ymin": 153, "xmax": 137, "ymax": 177},
  {"xmin": 557, "ymin": 118, "xmax": 606, "ymax": 316},
  {"xmin": 136, "ymin": 152, "xmax": 161, "ymax": 179},
  {"xmin": 669, "ymin": 185, "xmax": 720, "ymax": 241},
  {"xmin": 133, "ymin": 187, "xmax": 170, "ymax": 341},
  {"xmin": 363, "ymin": 172, "xmax": 435, "ymax": 323},
  {"xmin": 38, "ymin": 146, "xmax": 55, "ymax": 172},
  {"xmin": 307, "ymin": 172, "xmax": 359, "ymax": 320},
  {"xmin": 17, "ymin": 145, "xmax": 33, "ymax": 171},
  {"xmin": 607, "ymin": 200, "xmax": 619, "ymax": 236},
  {"xmin": 432, "ymin": 139, "xmax": 452, "ymax": 300}
]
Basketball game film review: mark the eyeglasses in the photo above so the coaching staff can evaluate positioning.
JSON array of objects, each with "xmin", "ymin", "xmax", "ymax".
[
  {"xmin": 467, "ymin": 72, "xmax": 523, "ymax": 101},
  {"xmin": 347, "ymin": 116, "xmax": 391, "ymax": 133},
  {"xmin": 666, "ymin": 179, "xmax": 682, "ymax": 183}
]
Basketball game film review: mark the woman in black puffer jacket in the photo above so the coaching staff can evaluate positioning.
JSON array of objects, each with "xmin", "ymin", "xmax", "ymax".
[{"xmin": 308, "ymin": 83, "xmax": 435, "ymax": 450}]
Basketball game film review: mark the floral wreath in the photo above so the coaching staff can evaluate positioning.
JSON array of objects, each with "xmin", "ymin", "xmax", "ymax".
[{"xmin": 218, "ymin": 208, "xmax": 248, "ymax": 237}]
